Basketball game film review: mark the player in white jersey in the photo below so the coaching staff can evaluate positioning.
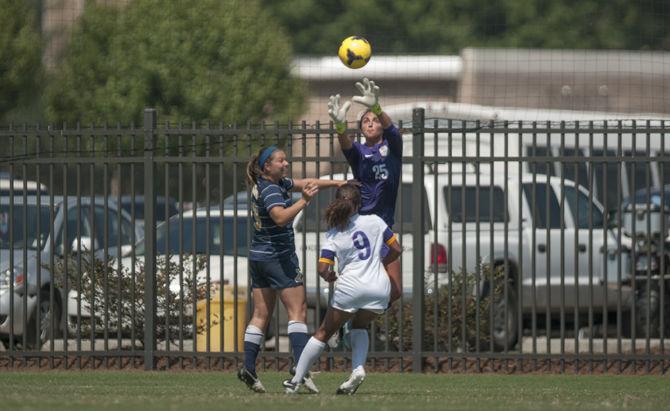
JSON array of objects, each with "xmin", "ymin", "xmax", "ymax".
[{"xmin": 283, "ymin": 183, "xmax": 402, "ymax": 395}]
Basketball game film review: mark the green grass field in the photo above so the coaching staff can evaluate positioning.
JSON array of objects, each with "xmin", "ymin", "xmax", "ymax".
[{"xmin": 1, "ymin": 371, "xmax": 669, "ymax": 411}]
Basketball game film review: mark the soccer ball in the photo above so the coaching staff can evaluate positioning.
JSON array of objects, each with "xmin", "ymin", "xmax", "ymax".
[{"xmin": 338, "ymin": 36, "xmax": 372, "ymax": 69}]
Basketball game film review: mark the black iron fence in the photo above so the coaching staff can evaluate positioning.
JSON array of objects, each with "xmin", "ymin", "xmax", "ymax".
[{"xmin": 0, "ymin": 108, "xmax": 669, "ymax": 374}]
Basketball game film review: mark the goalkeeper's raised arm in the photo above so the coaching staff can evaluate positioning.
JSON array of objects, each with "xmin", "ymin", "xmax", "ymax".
[
  {"xmin": 328, "ymin": 78, "xmax": 394, "ymax": 149},
  {"xmin": 328, "ymin": 78, "xmax": 403, "ymax": 304}
]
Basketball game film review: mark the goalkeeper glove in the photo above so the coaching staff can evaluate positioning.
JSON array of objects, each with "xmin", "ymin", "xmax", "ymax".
[
  {"xmin": 352, "ymin": 77, "xmax": 382, "ymax": 115},
  {"xmin": 328, "ymin": 94, "xmax": 351, "ymax": 134}
]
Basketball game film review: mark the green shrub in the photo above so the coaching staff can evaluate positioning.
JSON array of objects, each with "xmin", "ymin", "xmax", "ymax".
[
  {"xmin": 376, "ymin": 263, "xmax": 505, "ymax": 352},
  {"xmin": 52, "ymin": 252, "xmax": 208, "ymax": 347}
]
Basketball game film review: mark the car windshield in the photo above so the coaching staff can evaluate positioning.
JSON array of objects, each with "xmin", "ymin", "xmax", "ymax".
[
  {"xmin": 0, "ymin": 204, "xmax": 51, "ymax": 250},
  {"xmin": 136, "ymin": 215, "xmax": 249, "ymax": 257},
  {"xmin": 0, "ymin": 189, "xmax": 48, "ymax": 196},
  {"xmin": 620, "ymin": 188, "xmax": 670, "ymax": 210},
  {"xmin": 631, "ymin": 190, "xmax": 668, "ymax": 206},
  {"xmin": 120, "ymin": 199, "xmax": 178, "ymax": 222}
]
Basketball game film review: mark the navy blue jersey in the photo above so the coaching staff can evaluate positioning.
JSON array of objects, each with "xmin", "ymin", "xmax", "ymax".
[
  {"xmin": 342, "ymin": 125, "xmax": 402, "ymax": 227},
  {"xmin": 249, "ymin": 177, "xmax": 296, "ymax": 261}
]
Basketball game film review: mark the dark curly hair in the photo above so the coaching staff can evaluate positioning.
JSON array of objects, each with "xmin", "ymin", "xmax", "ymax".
[{"xmin": 325, "ymin": 183, "xmax": 361, "ymax": 230}]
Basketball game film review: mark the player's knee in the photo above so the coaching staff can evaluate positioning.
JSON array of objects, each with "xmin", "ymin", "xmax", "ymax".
[
  {"xmin": 249, "ymin": 315, "xmax": 270, "ymax": 332},
  {"xmin": 287, "ymin": 303, "xmax": 307, "ymax": 322},
  {"xmin": 313, "ymin": 327, "xmax": 330, "ymax": 343}
]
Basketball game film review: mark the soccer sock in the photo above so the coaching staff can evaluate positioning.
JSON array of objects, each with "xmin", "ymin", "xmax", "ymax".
[
  {"xmin": 291, "ymin": 337, "xmax": 326, "ymax": 384},
  {"xmin": 350, "ymin": 328, "xmax": 369, "ymax": 371},
  {"xmin": 287, "ymin": 320, "xmax": 309, "ymax": 364},
  {"xmin": 243, "ymin": 324, "xmax": 264, "ymax": 376}
]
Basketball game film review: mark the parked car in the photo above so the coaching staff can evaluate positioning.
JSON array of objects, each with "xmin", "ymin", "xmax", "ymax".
[
  {"xmin": 291, "ymin": 170, "xmax": 630, "ymax": 350},
  {"xmin": 117, "ymin": 195, "xmax": 179, "ymax": 235},
  {"xmin": 129, "ymin": 207, "xmax": 250, "ymax": 288},
  {"xmin": 0, "ymin": 178, "xmax": 48, "ymax": 197},
  {"xmin": 0, "ymin": 196, "xmax": 135, "ymax": 349},
  {"xmin": 70, "ymin": 207, "xmax": 251, "ymax": 335},
  {"xmin": 615, "ymin": 186, "xmax": 670, "ymax": 337},
  {"xmin": 387, "ymin": 101, "xmax": 670, "ymax": 213}
]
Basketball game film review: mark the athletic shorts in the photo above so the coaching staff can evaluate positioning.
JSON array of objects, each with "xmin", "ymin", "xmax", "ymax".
[
  {"xmin": 330, "ymin": 278, "xmax": 390, "ymax": 315},
  {"xmin": 249, "ymin": 253, "xmax": 304, "ymax": 289}
]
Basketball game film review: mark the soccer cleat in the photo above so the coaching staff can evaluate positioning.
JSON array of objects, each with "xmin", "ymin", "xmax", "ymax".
[
  {"xmin": 283, "ymin": 379, "xmax": 301, "ymax": 394},
  {"xmin": 336, "ymin": 367, "xmax": 366, "ymax": 395},
  {"xmin": 289, "ymin": 366, "xmax": 320, "ymax": 394},
  {"xmin": 237, "ymin": 367, "xmax": 266, "ymax": 393}
]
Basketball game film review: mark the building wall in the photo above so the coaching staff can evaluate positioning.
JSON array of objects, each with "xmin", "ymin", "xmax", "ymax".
[{"xmin": 459, "ymin": 48, "xmax": 670, "ymax": 115}]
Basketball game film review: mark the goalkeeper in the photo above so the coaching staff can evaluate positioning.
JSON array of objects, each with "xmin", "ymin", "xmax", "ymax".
[{"xmin": 327, "ymin": 78, "xmax": 403, "ymax": 304}]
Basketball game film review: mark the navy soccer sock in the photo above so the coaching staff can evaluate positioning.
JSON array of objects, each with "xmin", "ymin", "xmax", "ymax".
[
  {"xmin": 243, "ymin": 324, "xmax": 264, "ymax": 376},
  {"xmin": 287, "ymin": 321, "xmax": 309, "ymax": 364}
]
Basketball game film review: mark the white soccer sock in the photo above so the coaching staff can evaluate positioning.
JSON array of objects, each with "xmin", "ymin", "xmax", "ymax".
[
  {"xmin": 290, "ymin": 337, "xmax": 326, "ymax": 384},
  {"xmin": 244, "ymin": 324, "xmax": 264, "ymax": 345},
  {"xmin": 350, "ymin": 328, "xmax": 369, "ymax": 371}
]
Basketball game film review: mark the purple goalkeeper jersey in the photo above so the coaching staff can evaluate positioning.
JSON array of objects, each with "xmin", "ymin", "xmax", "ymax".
[{"xmin": 342, "ymin": 125, "xmax": 402, "ymax": 228}]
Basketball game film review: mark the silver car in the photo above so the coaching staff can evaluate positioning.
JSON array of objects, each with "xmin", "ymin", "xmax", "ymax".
[
  {"xmin": 0, "ymin": 196, "xmax": 136, "ymax": 349},
  {"xmin": 67, "ymin": 207, "xmax": 251, "ymax": 339}
]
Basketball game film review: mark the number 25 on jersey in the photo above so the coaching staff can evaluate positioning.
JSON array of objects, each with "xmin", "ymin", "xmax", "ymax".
[{"xmin": 372, "ymin": 164, "xmax": 388, "ymax": 180}]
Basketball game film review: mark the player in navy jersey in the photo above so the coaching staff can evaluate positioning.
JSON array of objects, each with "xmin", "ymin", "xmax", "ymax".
[
  {"xmin": 327, "ymin": 78, "xmax": 403, "ymax": 303},
  {"xmin": 283, "ymin": 183, "xmax": 402, "ymax": 395},
  {"xmin": 238, "ymin": 145, "xmax": 348, "ymax": 393}
]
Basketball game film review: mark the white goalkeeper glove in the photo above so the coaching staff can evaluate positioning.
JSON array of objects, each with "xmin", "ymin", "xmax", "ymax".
[
  {"xmin": 328, "ymin": 94, "xmax": 351, "ymax": 135},
  {"xmin": 352, "ymin": 77, "xmax": 382, "ymax": 115}
]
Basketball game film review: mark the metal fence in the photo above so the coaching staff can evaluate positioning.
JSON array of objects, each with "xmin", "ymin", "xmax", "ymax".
[{"xmin": 0, "ymin": 108, "xmax": 669, "ymax": 374}]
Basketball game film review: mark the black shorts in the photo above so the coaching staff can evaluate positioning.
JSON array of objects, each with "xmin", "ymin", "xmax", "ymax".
[{"xmin": 249, "ymin": 253, "xmax": 304, "ymax": 289}]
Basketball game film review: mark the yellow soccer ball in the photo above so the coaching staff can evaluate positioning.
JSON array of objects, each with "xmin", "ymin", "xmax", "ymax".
[{"xmin": 338, "ymin": 36, "xmax": 372, "ymax": 69}]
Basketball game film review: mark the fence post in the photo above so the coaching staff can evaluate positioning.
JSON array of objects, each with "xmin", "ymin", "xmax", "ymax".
[
  {"xmin": 143, "ymin": 108, "xmax": 157, "ymax": 370},
  {"xmin": 411, "ymin": 108, "xmax": 425, "ymax": 373}
]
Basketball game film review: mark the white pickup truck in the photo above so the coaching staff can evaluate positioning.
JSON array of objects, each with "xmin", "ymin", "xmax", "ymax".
[{"xmin": 292, "ymin": 170, "xmax": 631, "ymax": 349}]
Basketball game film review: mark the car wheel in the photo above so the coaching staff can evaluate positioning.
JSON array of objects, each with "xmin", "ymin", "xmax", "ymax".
[
  {"xmin": 635, "ymin": 285, "xmax": 660, "ymax": 338},
  {"xmin": 492, "ymin": 285, "xmax": 519, "ymax": 351},
  {"xmin": 25, "ymin": 289, "xmax": 62, "ymax": 350}
]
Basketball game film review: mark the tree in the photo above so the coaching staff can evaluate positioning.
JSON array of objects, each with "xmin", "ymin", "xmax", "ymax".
[
  {"xmin": 46, "ymin": 0, "xmax": 305, "ymax": 125},
  {"xmin": 260, "ymin": 0, "xmax": 670, "ymax": 54},
  {"xmin": 0, "ymin": 0, "xmax": 42, "ymax": 121}
]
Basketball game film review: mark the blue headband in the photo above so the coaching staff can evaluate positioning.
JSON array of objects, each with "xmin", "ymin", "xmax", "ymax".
[{"xmin": 258, "ymin": 146, "xmax": 278, "ymax": 169}]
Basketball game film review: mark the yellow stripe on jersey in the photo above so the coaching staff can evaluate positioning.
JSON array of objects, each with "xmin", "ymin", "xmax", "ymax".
[
  {"xmin": 319, "ymin": 257, "xmax": 335, "ymax": 265},
  {"xmin": 386, "ymin": 234, "xmax": 397, "ymax": 245}
]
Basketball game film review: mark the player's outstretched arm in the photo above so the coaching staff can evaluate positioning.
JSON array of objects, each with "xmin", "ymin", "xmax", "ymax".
[
  {"xmin": 268, "ymin": 182, "xmax": 318, "ymax": 227},
  {"xmin": 328, "ymin": 94, "xmax": 354, "ymax": 151},
  {"xmin": 352, "ymin": 77, "xmax": 393, "ymax": 129},
  {"xmin": 293, "ymin": 178, "xmax": 348, "ymax": 191}
]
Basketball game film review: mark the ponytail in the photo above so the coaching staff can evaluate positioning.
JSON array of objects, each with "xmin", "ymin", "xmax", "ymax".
[
  {"xmin": 246, "ymin": 151, "xmax": 263, "ymax": 188},
  {"xmin": 325, "ymin": 183, "xmax": 361, "ymax": 230}
]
